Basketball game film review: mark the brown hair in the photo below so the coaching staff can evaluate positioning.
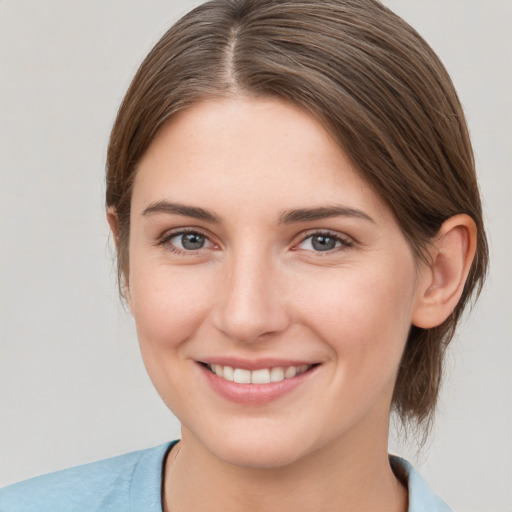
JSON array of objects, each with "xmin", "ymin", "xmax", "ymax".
[{"xmin": 106, "ymin": 0, "xmax": 488, "ymax": 434}]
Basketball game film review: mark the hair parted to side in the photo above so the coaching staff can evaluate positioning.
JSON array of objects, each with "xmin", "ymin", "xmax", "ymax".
[{"xmin": 106, "ymin": 0, "xmax": 488, "ymax": 435}]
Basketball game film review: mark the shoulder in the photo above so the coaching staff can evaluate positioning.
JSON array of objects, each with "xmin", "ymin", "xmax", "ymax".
[
  {"xmin": 390, "ymin": 456, "xmax": 453, "ymax": 512},
  {"xmin": 0, "ymin": 442, "xmax": 175, "ymax": 512}
]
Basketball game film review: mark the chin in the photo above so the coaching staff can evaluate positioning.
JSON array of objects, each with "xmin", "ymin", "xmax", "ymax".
[
  {"xmin": 185, "ymin": 422, "xmax": 314, "ymax": 470},
  {"xmin": 216, "ymin": 438, "xmax": 307, "ymax": 469}
]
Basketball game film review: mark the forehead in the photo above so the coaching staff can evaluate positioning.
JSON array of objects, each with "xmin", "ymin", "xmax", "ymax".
[{"xmin": 133, "ymin": 97, "xmax": 391, "ymax": 222}]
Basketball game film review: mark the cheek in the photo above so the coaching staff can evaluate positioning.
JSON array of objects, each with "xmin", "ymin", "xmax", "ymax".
[
  {"xmin": 127, "ymin": 262, "xmax": 220, "ymax": 411},
  {"xmin": 128, "ymin": 262, "xmax": 215, "ymax": 352},
  {"xmin": 296, "ymin": 263, "xmax": 417, "ymax": 375}
]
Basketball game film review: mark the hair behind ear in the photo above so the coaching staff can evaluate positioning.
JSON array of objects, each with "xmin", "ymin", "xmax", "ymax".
[{"xmin": 394, "ymin": 214, "xmax": 479, "ymax": 437}]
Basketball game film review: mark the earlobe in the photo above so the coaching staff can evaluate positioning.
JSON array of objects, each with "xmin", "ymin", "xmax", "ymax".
[{"xmin": 412, "ymin": 214, "xmax": 477, "ymax": 329}]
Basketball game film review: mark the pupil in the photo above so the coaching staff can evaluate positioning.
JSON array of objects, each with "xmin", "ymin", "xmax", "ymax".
[
  {"xmin": 182, "ymin": 233, "xmax": 205, "ymax": 250},
  {"xmin": 312, "ymin": 235, "xmax": 335, "ymax": 251}
]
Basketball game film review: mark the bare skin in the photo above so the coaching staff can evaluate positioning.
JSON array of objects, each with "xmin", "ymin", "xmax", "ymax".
[
  {"xmin": 109, "ymin": 96, "xmax": 475, "ymax": 512},
  {"xmin": 163, "ymin": 403, "xmax": 408, "ymax": 512}
]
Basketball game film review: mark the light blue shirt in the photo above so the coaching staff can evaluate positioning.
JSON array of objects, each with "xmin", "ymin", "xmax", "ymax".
[{"xmin": 0, "ymin": 441, "xmax": 452, "ymax": 511}]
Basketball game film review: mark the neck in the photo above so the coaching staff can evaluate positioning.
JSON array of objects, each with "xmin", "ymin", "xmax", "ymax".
[{"xmin": 163, "ymin": 423, "xmax": 407, "ymax": 512}]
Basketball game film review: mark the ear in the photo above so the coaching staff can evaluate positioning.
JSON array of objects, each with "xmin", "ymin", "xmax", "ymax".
[
  {"xmin": 412, "ymin": 214, "xmax": 477, "ymax": 329},
  {"xmin": 106, "ymin": 206, "xmax": 131, "ymax": 305},
  {"xmin": 106, "ymin": 206, "xmax": 120, "ymax": 245}
]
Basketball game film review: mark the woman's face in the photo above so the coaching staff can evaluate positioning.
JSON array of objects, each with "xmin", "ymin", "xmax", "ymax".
[{"xmin": 127, "ymin": 97, "xmax": 428, "ymax": 468}]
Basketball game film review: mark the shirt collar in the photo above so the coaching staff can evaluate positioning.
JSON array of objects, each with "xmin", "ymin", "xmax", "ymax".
[{"xmin": 390, "ymin": 456, "xmax": 453, "ymax": 512}]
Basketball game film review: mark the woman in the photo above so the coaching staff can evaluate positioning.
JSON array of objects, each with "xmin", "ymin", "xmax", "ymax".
[{"xmin": 0, "ymin": 0, "xmax": 488, "ymax": 511}]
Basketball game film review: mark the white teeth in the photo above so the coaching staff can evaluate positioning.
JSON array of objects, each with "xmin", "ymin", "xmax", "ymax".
[
  {"xmin": 284, "ymin": 366, "xmax": 297, "ymax": 379},
  {"xmin": 270, "ymin": 367, "xmax": 285, "ymax": 382},
  {"xmin": 251, "ymin": 369, "xmax": 271, "ymax": 384},
  {"xmin": 208, "ymin": 364, "xmax": 311, "ymax": 384},
  {"xmin": 223, "ymin": 366, "xmax": 234, "ymax": 382},
  {"xmin": 233, "ymin": 369, "xmax": 251, "ymax": 384},
  {"xmin": 212, "ymin": 364, "xmax": 223, "ymax": 378}
]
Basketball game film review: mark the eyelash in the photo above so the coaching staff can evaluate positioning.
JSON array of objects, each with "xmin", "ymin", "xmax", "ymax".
[
  {"xmin": 157, "ymin": 229, "xmax": 353, "ymax": 255},
  {"xmin": 295, "ymin": 230, "xmax": 353, "ymax": 254},
  {"xmin": 157, "ymin": 229, "xmax": 215, "ymax": 255}
]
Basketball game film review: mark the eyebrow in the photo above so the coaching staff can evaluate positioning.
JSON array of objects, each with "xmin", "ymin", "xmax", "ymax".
[
  {"xmin": 142, "ymin": 201, "xmax": 374, "ymax": 225},
  {"xmin": 142, "ymin": 201, "xmax": 221, "ymax": 223},
  {"xmin": 279, "ymin": 206, "xmax": 375, "ymax": 224}
]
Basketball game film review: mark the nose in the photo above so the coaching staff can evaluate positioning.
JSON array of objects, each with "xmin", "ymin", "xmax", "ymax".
[{"xmin": 212, "ymin": 249, "xmax": 292, "ymax": 344}]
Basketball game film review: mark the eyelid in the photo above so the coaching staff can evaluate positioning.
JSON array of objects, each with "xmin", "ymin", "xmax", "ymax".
[
  {"xmin": 157, "ymin": 227, "xmax": 218, "ymax": 252},
  {"xmin": 293, "ymin": 229, "xmax": 354, "ymax": 252},
  {"xmin": 155, "ymin": 227, "xmax": 353, "ymax": 255}
]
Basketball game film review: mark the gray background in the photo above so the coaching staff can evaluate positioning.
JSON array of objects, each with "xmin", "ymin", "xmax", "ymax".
[{"xmin": 0, "ymin": 1, "xmax": 510, "ymax": 511}]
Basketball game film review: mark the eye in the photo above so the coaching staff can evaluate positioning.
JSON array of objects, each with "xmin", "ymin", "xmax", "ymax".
[
  {"xmin": 161, "ymin": 230, "xmax": 214, "ymax": 252},
  {"xmin": 296, "ymin": 232, "xmax": 351, "ymax": 252}
]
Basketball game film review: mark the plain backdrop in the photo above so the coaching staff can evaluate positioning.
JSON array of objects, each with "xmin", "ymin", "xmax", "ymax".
[{"xmin": 0, "ymin": 1, "xmax": 511, "ymax": 511}]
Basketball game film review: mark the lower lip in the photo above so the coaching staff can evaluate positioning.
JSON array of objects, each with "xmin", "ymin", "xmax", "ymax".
[{"xmin": 199, "ymin": 364, "xmax": 317, "ymax": 405}]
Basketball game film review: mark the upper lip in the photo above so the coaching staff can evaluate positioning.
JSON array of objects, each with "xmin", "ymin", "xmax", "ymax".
[{"xmin": 197, "ymin": 357, "xmax": 319, "ymax": 371}]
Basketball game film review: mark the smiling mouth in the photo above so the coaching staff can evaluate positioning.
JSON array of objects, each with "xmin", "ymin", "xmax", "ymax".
[{"xmin": 202, "ymin": 363, "xmax": 315, "ymax": 384}]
